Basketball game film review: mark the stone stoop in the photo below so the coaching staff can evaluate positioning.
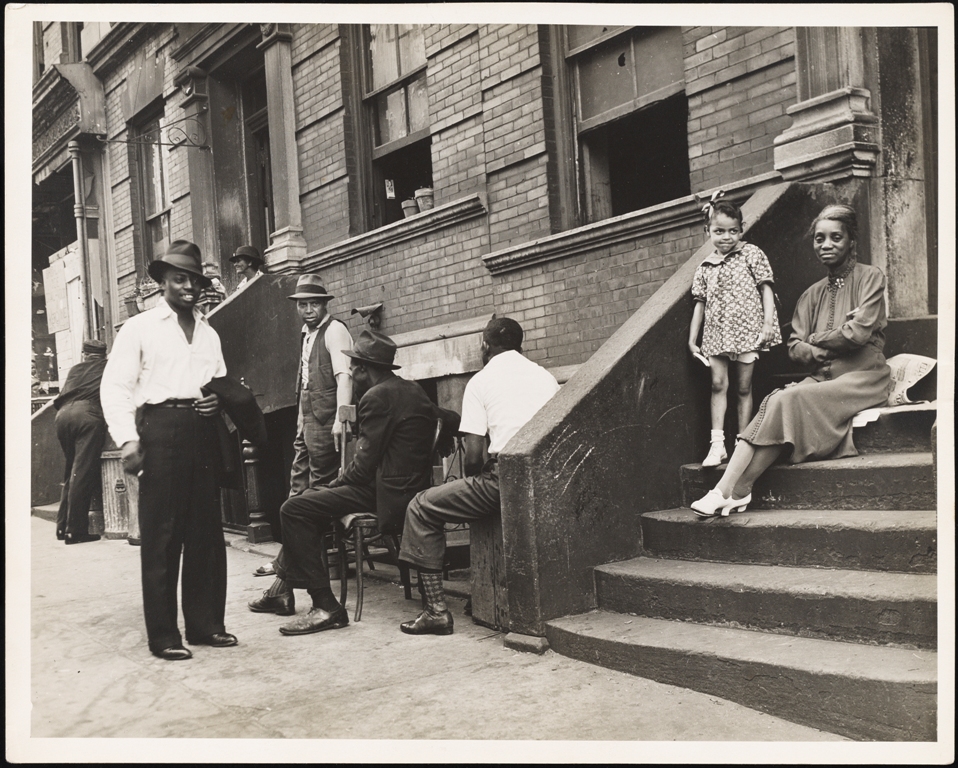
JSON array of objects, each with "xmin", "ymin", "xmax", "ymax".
[{"xmin": 545, "ymin": 414, "xmax": 939, "ymax": 741}]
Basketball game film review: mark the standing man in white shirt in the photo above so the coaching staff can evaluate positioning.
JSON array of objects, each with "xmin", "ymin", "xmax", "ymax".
[
  {"xmin": 398, "ymin": 317, "xmax": 560, "ymax": 635},
  {"xmin": 100, "ymin": 240, "xmax": 237, "ymax": 661}
]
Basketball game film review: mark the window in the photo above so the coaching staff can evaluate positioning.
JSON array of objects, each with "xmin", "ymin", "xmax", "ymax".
[
  {"xmin": 364, "ymin": 24, "xmax": 432, "ymax": 227},
  {"xmin": 133, "ymin": 112, "xmax": 171, "ymax": 275},
  {"xmin": 566, "ymin": 26, "xmax": 690, "ymax": 222}
]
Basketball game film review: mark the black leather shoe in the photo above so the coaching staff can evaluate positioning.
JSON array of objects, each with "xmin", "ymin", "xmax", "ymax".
[
  {"xmin": 248, "ymin": 590, "xmax": 295, "ymax": 615},
  {"xmin": 153, "ymin": 645, "xmax": 193, "ymax": 661},
  {"xmin": 56, "ymin": 529, "xmax": 65, "ymax": 541},
  {"xmin": 64, "ymin": 533, "xmax": 101, "ymax": 545},
  {"xmin": 279, "ymin": 606, "xmax": 349, "ymax": 635},
  {"xmin": 400, "ymin": 609, "xmax": 454, "ymax": 636},
  {"xmin": 187, "ymin": 632, "xmax": 238, "ymax": 647}
]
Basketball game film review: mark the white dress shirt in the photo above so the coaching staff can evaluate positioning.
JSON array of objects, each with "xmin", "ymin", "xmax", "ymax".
[
  {"xmin": 300, "ymin": 315, "xmax": 353, "ymax": 389},
  {"xmin": 100, "ymin": 299, "xmax": 227, "ymax": 447},
  {"xmin": 459, "ymin": 350, "xmax": 560, "ymax": 455}
]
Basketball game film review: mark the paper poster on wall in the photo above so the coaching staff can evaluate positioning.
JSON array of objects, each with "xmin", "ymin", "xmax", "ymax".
[{"xmin": 42, "ymin": 261, "xmax": 69, "ymax": 333}]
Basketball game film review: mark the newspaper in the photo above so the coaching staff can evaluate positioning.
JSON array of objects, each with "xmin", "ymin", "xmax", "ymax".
[{"xmin": 886, "ymin": 353, "xmax": 937, "ymax": 406}]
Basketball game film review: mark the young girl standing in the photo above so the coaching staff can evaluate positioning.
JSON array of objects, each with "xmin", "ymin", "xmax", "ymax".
[{"xmin": 688, "ymin": 197, "xmax": 782, "ymax": 467}]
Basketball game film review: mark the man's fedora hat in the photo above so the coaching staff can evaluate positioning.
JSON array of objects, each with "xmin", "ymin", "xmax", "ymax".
[
  {"xmin": 229, "ymin": 245, "xmax": 265, "ymax": 266},
  {"xmin": 148, "ymin": 240, "xmax": 212, "ymax": 288},
  {"xmin": 342, "ymin": 330, "xmax": 401, "ymax": 370},
  {"xmin": 287, "ymin": 274, "xmax": 335, "ymax": 301}
]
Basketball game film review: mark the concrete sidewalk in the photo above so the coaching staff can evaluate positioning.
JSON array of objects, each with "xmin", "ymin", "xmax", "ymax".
[{"xmin": 22, "ymin": 515, "xmax": 847, "ymax": 760}]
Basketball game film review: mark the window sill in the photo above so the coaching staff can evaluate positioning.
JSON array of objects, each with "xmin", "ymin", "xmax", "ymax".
[
  {"xmin": 304, "ymin": 191, "xmax": 487, "ymax": 271},
  {"xmin": 482, "ymin": 172, "xmax": 781, "ymax": 275}
]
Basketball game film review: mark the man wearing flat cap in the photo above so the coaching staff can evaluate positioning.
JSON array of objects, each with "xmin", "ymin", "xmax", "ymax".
[
  {"xmin": 250, "ymin": 330, "xmax": 449, "ymax": 636},
  {"xmin": 229, "ymin": 244, "xmax": 266, "ymax": 294},
  {"xmin": 100, "ymin": 240, "xmax": 238, "ymax": 661},
  {"xmin": 53, "ymin": 338, "xmax": 109, "ymax": 544}
]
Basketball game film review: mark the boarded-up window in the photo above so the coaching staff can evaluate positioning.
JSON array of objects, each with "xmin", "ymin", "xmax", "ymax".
[{"xmin": 567, "ymin": 26, "xmax": 690, "ymax": 222}]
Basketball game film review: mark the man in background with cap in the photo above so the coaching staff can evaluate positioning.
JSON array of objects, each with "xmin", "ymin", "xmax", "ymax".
[
  {"xmin": 100, "ymin": 240, "xmax": 238, "ymax": 661},
  {"xmin": 398, "ymin": 317, "xmax": 559, "ymax": 636},
  {"xmin": 229, "ymin": 244, "xmax": 266, "ymax": 294},
  {"xmin": 250, "ymin": 330, "xmax": 445, "ymax": 636},
  {"xmin": 53, "ymin": 338, "xmax": 109, "ymax": 544}
]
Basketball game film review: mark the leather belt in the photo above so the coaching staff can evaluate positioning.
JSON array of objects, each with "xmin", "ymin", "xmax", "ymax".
[{"xmin": 145, "ymin": 399, "xmax": 196, "ymax": 409}]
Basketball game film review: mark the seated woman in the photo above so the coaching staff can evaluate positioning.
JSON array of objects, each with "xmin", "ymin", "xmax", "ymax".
[{"xmin": 691, "ymin": 204, "xmax": 892, "ymax": 517}]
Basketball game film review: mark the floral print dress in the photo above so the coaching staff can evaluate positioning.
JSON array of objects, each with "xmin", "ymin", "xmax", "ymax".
[{"xmin": 691, "ymin": 242, "xmax": 782, "ymax": 357}]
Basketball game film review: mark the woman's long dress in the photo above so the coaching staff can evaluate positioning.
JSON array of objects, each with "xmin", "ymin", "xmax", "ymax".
[{"xmin": 740, "ymin": 261, "xmax": 891, "ymax": 463}]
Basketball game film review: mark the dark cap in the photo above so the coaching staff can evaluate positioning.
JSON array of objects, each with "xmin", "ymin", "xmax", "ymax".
[
  {"xmin": 82, "ymin": 339, "xmax": 107, "ymax": 355},
  {"xmin": 229, "ymin": 245, "xmax": 264, "ymax": 265}
]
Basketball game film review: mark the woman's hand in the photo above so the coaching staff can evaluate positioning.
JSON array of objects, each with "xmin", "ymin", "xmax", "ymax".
[
  {"xmin": 810, "ymin": 345, "xmax": 837, "ymax": 363},
  {"xmin": 688, "ymin": 341, "xmax": 702, "ymax": 357}
]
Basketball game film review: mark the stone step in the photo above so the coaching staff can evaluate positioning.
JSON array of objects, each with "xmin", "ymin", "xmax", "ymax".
[
  {"xmin": 545, "ymin": 612, "xmax": 937, "ymax": 741},
  {"xmin": 681, "ymin": 452, "xmax": 935, "ymax": 510},
  {"xmin": 641, "ymin": 508, "xmax": 938, "ymax": 574},
  {"xmin": 594, "ymin": 557, "xmax": 937, "ymax": 649},
  {"xmin": 851, "ymin": 404, "xmax": 936, "ymax": 454}
]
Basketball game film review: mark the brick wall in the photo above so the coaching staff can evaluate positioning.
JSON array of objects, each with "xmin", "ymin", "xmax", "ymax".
[
  {"xmin": 491, "ymin": 224, "xmax": 702, "ymax": 368},
  {"xmin": 293, "ymin": 25, "xmax": 351, "ymax": 248},
  {"xmin": 684, "ymin": 26, "xmax": 796, "ymax": 192}
]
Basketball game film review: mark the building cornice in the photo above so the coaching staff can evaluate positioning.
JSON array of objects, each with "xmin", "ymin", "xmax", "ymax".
[
  {"xmin": 86, "ymin": 22, "xmax": 154, "ymax": 75},
  {"xmin": 303, "ymin": 192, "xmax": 488, "ymax": 271},
  {"xmin": 482, "ymin": 172, "xmax": 782, "ymax": 275}
]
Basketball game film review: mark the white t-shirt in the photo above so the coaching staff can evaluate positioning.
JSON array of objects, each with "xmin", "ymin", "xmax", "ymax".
[{"xmin": 459, "ymin": 350, "xmax": 560, "ymax": 455}]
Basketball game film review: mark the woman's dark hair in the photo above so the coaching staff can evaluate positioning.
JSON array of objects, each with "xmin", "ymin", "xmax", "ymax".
[
  {"xmin": 809, "ymin": 204, "xmax": 858, "ymax": 242},
  {"xmin": 706, "ymin": 200, "xmax": 743, "ymax": 227},
  {"xmin": 483, "ymin": 317, "xmax": 523, "ymax": 351}
]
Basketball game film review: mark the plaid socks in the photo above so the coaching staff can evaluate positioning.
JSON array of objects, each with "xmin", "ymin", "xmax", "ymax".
[{"xmin": 418, "ymin": 570, "xmax": 447, "ymax": 614}]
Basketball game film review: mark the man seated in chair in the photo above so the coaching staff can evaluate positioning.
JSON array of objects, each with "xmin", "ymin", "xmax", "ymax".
[
  {"xmin": 398, "ymin": 317, "xmax": 560, "ymax": 635},
  {"xmin": 250, "ymin": 330, "xmax": 451, "ymax": 635}
]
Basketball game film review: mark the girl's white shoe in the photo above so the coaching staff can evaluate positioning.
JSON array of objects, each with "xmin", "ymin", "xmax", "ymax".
[
  {"xmin": 691, "ymin": 489, "xmax": 751, "ymax": 517},
  {"xmin": 701, "ymin": 440, "xmax": 728, "ymax": 467}
]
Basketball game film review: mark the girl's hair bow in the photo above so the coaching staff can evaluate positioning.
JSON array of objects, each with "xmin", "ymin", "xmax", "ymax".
[{"xmin": 696, "ymin": 189, "xmax": 725, "ymax": 221}]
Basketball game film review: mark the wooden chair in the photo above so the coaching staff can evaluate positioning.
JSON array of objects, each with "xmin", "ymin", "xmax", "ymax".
[{"xmin": 332, "ymin": 414, "xmax": 444, "ymax": 622}]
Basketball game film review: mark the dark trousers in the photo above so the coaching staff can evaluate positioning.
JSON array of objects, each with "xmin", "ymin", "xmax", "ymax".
[
  {"xmin": 400, "ymin": 460, "xmax": 500, "ymax": 571},
  {"xmin": 138, "ymin": 406, "xmax": 227, "ymax": 652},
  {"xmin": 277, "ymin": 484, "xmax": 375, "ymax": 591},
  {"xmin": 55, "ymin": 402, "xmax": 107, "ymax": 537}
]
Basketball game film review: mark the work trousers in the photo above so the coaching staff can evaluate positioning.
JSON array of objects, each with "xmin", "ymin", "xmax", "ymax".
[
  {"xmin": 400, "ymin": 460, "xmax": 500, "ymax": 572},
  {"xmin": 277, "ymin": 484, "xmax": 376, "ymax": 591},
  {"xmin": 55, "ymin": 401, "xmax": 107, "ymax": 537},
  {"xmin": 137, "ymin": 406, "xmax": 227, "ymax": 653},
  {"xmin": 288, "ymin": 398, "xmax": 339, "ymax": 496}
]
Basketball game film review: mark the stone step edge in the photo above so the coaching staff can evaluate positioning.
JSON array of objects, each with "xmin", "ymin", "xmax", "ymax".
[
  {"xmin": 545, "ymin": 612, "xmax": 937, "ymax": 742},
  {"xmin": 596, "ymin": 558, "xmax": 937, "ymax": 601}
]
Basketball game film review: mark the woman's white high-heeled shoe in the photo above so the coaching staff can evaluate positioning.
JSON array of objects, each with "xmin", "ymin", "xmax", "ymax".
[{"xmin": 691, "ymin": 489, "xmax": 751, "ymax": 517}]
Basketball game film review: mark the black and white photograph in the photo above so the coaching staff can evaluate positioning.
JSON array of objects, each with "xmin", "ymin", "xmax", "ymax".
[{"xmin": 5, "ymin": 3, "xmax": 954, "ymax": 763}]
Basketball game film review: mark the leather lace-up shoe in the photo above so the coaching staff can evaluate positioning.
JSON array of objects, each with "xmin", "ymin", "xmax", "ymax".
[
  {"xmin": 153, "ymin": 645, "xmax": 193, "ymax": 661},
  {"xmin": 248, "ymin": 590, "xmax": 295, "ymax": 615},
  {"xmin": 279, "ymin": 606, "xmax": 349, "ymax": 636},
  {"xmin": 400, "ymin": 609, "xmax": 454, "ymax": 636},
  {"xmin": 187, "ymin": 632, "xmax": 238, "ymax": 647},
  {"xmin": 64, "ymin": 533, "xmax": 101, "ymax": 545}
]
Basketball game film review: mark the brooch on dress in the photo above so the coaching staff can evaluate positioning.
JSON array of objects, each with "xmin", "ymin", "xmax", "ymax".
[{"xmin": 827, "ymin": 258, "xmax": 857, "ymax": 292}]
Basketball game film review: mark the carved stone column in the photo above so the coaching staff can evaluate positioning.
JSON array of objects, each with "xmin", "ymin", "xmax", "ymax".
[
  {"xmin": 172, "ymin": 65, "xmax": 218, "ymax": 267},
  {"xmin": 258, "ymin": 23, "xmax": 307, "ymax": 273},
  {"xmin": 773, "ymin": 28, "xmax": 879, "ymax": 182}
]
